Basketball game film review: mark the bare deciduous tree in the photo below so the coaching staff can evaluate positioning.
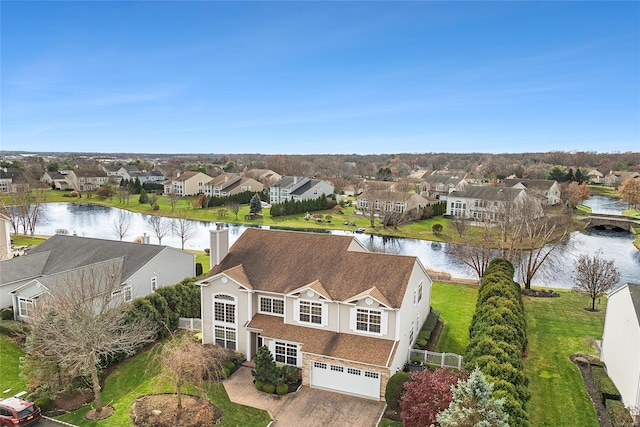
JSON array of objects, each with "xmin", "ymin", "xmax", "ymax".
[
  {"xmin": 448, "ymin": 217, "xmax": 496, "ymax": 280},
  {"xmin": 172, "ymin": 211, "xmax": 196, "ymax": 250},
  {"xmin": 227, "ymin": 202, "xmax": 240, "ymax": 220},
  {"xmin": 0, "ymin": 184, "xmax": 48, "ymax": 236},
  {"xmin": 24, "ymin": 262, "xmax": 157, "ymax": 416},
  {"xmin": 154, "ymin": 332, "xmax": 228, "ymax": 410},
  {"xmin": 169, "ymin": 192, "xmax": 181, "ymax": 212},
  {"xmin": 112, "ymin": 210, "xmax": 132, "ymax": 241},
  {"xmin": 573, "ymin": 250, "xmax": 620, "ymax": 311},
  {"xmin": 146, "ymin": 215, "xmax": 171, "ymax": 245}
]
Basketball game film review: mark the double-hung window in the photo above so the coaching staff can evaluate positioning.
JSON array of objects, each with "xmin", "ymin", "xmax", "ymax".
[
  {"xmin": 299, "ymin": 300, "xmax": 322, "ymax": 324},
  {"xmin": 259, "ymin": 296, "xmax": 284, "ymax": 316},
  {"xmin": 18, "ymin": 297, "xmax": 33, "ymax": 317},
  {"xmin": 274, "ymin": 341, "xmax": 298, "ymax": 366},
  {"xmin": 151, "ymin": 277, "xmax": 157, "ymax": 292},
  {"xmin": 356, "ymin": 308, "xmax": 381, "ymax": 333}
]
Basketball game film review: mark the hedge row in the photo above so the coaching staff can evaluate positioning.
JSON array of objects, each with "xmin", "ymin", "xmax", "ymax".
[
  {"xmin": 604, "ymin": 399, "xmax": 635, "ymax": 426},
  {"xmin": 206, "ymin": 190, "xmax": 266, "ymax": 207},
  {"xmin": 269, "ymin": 194, "xmax": 333, "ymax": 217},
  {"xmin": 590, "ymin": 363, "xmax": 622, "ymax": 403},
  {"xmin": 414, "ymin": 309, "xmax": 440, "ymax": 350},
  {"xmin": 464, "ymin": 258, "xmax": 529, "ymax": 427}
]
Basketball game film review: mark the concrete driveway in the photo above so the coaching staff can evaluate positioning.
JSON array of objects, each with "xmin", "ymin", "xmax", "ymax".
[{"xmin": 224, "ymin": 367, "xmax": 386, "ymax": 427}]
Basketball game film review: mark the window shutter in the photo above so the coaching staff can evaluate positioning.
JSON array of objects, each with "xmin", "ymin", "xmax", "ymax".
[
  {"xmin": 293, "ymin": 299, "xmax": 300, "ymax": 323},
  {"xmin": 349, "ymin": 307, "xmax": 356, "ymax": 331},
  {"xmin": 381, "ymin": 311, "xmax": 389, "ymax": 335},
  {"xmin": 322, "ymin": 303, "xmax": 328, "ymax": 326}
]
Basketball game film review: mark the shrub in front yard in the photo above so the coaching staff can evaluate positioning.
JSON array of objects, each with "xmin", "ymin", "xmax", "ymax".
[
  {"xmin": 262, "ymin": 383, "xmax": 276, "ymax": 394},
  {"xmin": 0, "ymin": 307, "xmax": 14, "ymax": 320},
  {"xmin": 604, "ymin": 399, "xmax": 634, "ymax": 426},
  {"xmin": 276, "ymin": 383, "xmax": 288, "ymax": 395},
  {"xmin": 591, "ymin": 364, "xmax": 622, "ymax": 403},
  {"xmin": 385, "ymin": 371, "xmax": 411, "ymax": 413},
  {"xmin": 254, "ymin": 380, "xmax": 264, "ymax": 391}
]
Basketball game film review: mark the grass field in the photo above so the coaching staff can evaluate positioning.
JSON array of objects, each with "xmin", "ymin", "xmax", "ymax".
[
  {"xmin": 431, "ymin": 283, "xmax": 605, "ymax": 427},
  {"xmin": 0, "ymin": 334, "xmax": 29, "ymax": 396}
]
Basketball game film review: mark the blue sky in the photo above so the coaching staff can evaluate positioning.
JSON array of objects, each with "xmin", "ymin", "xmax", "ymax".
[{"xmin": 1, "ymin": 2, "xmax": 638, "ymax": 155}]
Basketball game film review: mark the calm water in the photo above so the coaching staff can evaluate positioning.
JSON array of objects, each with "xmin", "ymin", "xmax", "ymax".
[
  {"xmin": 583, "ymin": 194, "xmax": 629, "ymax": 215},
  {"xmin": 27, "ymin": 202, "xmax": 640, "ymax": 290}
]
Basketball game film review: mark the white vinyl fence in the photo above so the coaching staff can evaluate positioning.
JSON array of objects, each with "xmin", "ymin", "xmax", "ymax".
[
  {"xmin": 409, "ymin": 349, "xmax": 463, "ymax": 370},
  {"xmin": 178, "ymin": 317, "xmax": 202, "ymax": 331}
]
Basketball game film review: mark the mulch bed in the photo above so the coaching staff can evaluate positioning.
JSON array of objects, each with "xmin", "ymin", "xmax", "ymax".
[
  {"xmin": 570, "ymin": 354, "xmax": 612, "ymax": 427},
  {"xmin": 425, "ymin": 318, "xmax": 444, "ymax": 352},
  {"xmin": 131, "ymin": 394, "xmax": 223, "ymax": 427}
]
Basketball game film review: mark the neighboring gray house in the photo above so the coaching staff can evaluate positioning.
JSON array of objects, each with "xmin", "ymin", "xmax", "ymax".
[
  {"xmin": 0, "ymin": 235, "xmax": 195, "ymax": 321},
  {"xmin": 419, "ymin": 174, "xmax": 470, "ymax": 200},
  {"xmin": 129, "ymin": 170, "xmax": 166, "ymax": 184},
  {"xmin": 501, "ymin": 178, "xmax": 561, "ymax": 205},
  {"xmin": 102, "ymin": 164, "xmax": 141, "ymax": 182},
  {"xmin": 204, "ymin": 175, "xmax": 264, "ymax": 198},
  {"xmin": 446, "ymin": 186, "xmax": 526, "ymax": 221},
  {"xmin": 601, "ymin": 283, "xmax": 640, "ymax": 421},
  {"xmin": 269, "ymin": 176, "xmax": 334, "ymax": 204}
]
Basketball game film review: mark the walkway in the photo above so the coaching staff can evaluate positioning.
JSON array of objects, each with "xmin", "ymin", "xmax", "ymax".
[{"xmin": 223, "ymin": 367, "xmax": 386, "ymax": 427}]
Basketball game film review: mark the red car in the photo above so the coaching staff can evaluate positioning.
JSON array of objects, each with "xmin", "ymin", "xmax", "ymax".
[{"xmin": 0, "ymin": 396, "xmax": 41, "ymax": 427}]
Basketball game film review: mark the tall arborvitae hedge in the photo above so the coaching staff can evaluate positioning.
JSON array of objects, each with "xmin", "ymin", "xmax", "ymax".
[
  {"xmin": 269, "ymin": 194, "xmax": 332, "ymax": 217},
  {"xmin": 464, "ymin": 258, "xmax": 530, "ymax": 427}
]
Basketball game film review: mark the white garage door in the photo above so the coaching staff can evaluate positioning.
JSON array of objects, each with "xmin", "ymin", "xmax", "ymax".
[{"xmin": 310, "ymin": 361, "xmax": 381, "ymax": 399}]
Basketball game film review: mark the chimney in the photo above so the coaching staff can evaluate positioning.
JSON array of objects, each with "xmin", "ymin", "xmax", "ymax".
[
  {"xmin": 142, "ymin": 233, "xmax": 150, "ymax": 244},
  {"xmin": 293, "ymin": 176, "xmax": 298, "ymax": 184},
  {"xmin": 209, "ymin": 223, "xmax": 229, "ymax": 269}
]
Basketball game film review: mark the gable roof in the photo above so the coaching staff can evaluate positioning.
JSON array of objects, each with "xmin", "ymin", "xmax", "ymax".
[
  {"xmin": 502, "ymin": 178, "xmax": 557, "ymax": 190},
  {"xmin": 290, "ymin": 179, "xmax": 326, "ymax": 196},
  {"xmin": 206, "ymin": 228, "xmax": 418, "ymax": 308},
  {"xmin": 4, "ymin": 235, "xmax": 169, "ymax": 284},
  {"xmin": 449, "ymin": 186, "xmax": 524, "ymax": 201}
]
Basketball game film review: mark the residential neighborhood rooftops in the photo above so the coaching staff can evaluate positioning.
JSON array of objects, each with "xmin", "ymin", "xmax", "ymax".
[{"xmin": 449, "ymin": 186, "xmax": 524, "ymax": 201}]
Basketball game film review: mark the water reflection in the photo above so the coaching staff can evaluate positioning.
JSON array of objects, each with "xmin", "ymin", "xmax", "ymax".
[{"xmin": 25, "ymin": 202, "xmax": 640, "ymax": 290}]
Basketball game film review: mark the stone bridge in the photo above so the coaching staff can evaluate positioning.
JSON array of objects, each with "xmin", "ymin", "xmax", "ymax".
[{"xmin": 585, "ymin": 213, "xmax": 640, "ymax": 233}]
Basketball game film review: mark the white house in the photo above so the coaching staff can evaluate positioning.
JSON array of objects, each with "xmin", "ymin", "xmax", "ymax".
[
  {"xmin": 601, "ymin": 283, "xmax": 640, "ymax": 420},
  {"xmin": 197, "ymin": 226, "xmax": 432, "ymax": 400},
  {"xmin": 501, "ymin": 178, "xmax": 561, "ymax": 205},
  {"xmin": 269, "ymin": 176, "xmax": 334, "ymax": 204},
  {"xmin": 446, "ymin": 186, "xmax": 526, "ymax": 221},
  {"xmin": 164, "ymin": 171, "xmax": 212, "ymax": 196},
  {"xmin": 0, "ymin": 235, "xmax": 195, "ymax": 321}
]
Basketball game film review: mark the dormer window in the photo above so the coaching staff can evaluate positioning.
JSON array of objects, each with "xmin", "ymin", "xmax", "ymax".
[
  {"xmin": 350, "ymin": 307, "xmax": 387, "ymax": 335},
  {"xmin": 294, "ymin": 299, "xmax": 327, "ymax": 326}
]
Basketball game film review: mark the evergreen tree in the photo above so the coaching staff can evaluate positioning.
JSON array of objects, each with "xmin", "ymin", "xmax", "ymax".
[
  {"xmin": 139, "ymin": 188, "xmax": 149, "ymax": 204},
  {"xmin": 249, "ymin": 194, "xmax": 263, "ymax": 214},
  {"xmin": 565, "ymin": 168, "xmax": 574, "ymax": 182},
  {"xmin": 251, "ymin": 346, "xmax": 280, "ymax": 385},
  {"xmin": 574, "ymin": 168, "xmax": 584, "ymax": 184},
  {"xmin": 437, "ymin": 368, "xmax": 510, "ymax": 427},
  {"xmin": 134, "ymin": 177, "xmax": 143, "ymax": 194},
  {"xmin": 547, "ymin": 166, "xmax": 566, "ymax": 182}
]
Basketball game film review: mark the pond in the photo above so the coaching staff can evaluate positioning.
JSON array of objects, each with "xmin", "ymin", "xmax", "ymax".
[{"xmin": 26, "ymin": 202, "xmax": 640, "ymax": 291}]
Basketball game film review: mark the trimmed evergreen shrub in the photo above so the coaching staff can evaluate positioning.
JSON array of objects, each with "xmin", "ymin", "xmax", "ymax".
[
  {"xmin": 276, "ymin": 383, "xmax": 289, "ymax": 395},
  {"xmin": 254, "ymin": 380, "xmax": 264, "ymax": 391},
  {"xmin": 262, "ymin": 383, "xmax": 276, "ymax": 394},
  {"xmin": 591, "ymin": 365, "xmax": 622, "ymax": 403},
  {"xmin": 223, "ymin": 361, "xmax": 236, "ymax": 372},
  {"xmin": 385, "ymin": 371, "xmax": 411, "ymax": 412},
  {"xmin": 605, "ymin": 399, "xmax": 634, "ymax": 426},
  {"xmin": 222, "ymin": 367, "xmax": 231, "ymax": 378},
  {"xmin": 0, "ymin": 307, "xmax": 14, "ymax": 320}
]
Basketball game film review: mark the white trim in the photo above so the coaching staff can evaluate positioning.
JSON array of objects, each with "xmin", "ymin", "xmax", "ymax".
[
  {"xmin": 17, "ymin": 296, "xmax": 33, "ymax": 318},
  {"xmin": 258, "ymin": 295, "xmax": 285, "ymax": 317},
  {"xmin": 294, "ymin": 299, "xmax": 327, "ymax": 326},
  {"xmin": 350, "ymin": 307, "xmax": 387, "ymax": 336}
]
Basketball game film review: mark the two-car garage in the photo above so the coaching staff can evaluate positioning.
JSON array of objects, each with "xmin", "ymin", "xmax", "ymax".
[{"xmin": 309, "ymin": 360, "xmax": 382, "ymax": 400}]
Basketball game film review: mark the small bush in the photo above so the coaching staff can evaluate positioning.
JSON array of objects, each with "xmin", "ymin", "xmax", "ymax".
[
  {"xmin": 276, "ymin": 383, "xmax": 289, "ymax": 395},
  {"xmin": 0, "ymin": 307, "xmax": 14, "ymax": 320},
  {"xmin": 281, "ymin": 365, "xmax": 302, "ymax": 387},
  {"xmin": 223, "ymin": 361, "xmax": 236, "ymax": 372},
  {"xmin": 262, "ymin": 383, "xmax": 276, "ymax": 394},
  {"xmin": 591, "ymin": 365, "xmax": 622, "ymax": 402},
  {"xmin": 32, "ymin": 396, "xmax": 53, "ymax": 411},
  {"xmin": 605, "ymin": 399, "xmax": 634, "ymax": 426},
  {"xmin": 222, "ymin": 367, "xmax": 231, "ymax": 378},
  {"xmin": 385, "ymin": 371, "xmax": 411, "ymax": 412},
  {"xmin": 254, "ymin": 380, "xmax": 264, "ymax": 391}
]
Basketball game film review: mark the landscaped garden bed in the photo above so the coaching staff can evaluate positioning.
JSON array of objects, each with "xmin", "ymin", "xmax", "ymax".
[{"xmin": 131, "ymin": 394, "xmax": 223, "ymax": 427}]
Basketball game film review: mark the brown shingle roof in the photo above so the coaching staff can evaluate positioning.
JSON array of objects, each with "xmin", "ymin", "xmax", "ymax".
[
  {"xmin": 248, "ymin": 314, "xmax": 395, "ymax": 366},
  {"xmin": 206, "ymin": 228, "xmax": 417, "ymax": 308}
]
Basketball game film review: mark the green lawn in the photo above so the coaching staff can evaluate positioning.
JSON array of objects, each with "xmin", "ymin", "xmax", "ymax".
[
  {"xmin": 55, "ymin": 345, "xmax": 271, "ymax": 427},
  {"xmin": 431, "ymin": 283, "xmax": 605, "ymax": 427},
  {"xmin": 430, "ymin": 281, "xmax": 478, "ymax": 355},
  {"xmin": 0, "ymin": 333, "xmax": 269, "ymax": 426},
  {"xmin": 0, "ymin": 334, "xmax": 29, "ymax": 396},
  {"xmin": 523, "ymin": 289, "xmax": 605, "ymax": 427}
]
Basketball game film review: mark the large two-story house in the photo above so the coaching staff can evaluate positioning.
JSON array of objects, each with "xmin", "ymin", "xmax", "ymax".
[
  {"xmin": 164, "ymin": 171, "xmax": 212, "ymax": 196},
  {"xmin": 204, "ymin": 175, "xmax": 263, "ymax": 198},
  {"xmin": 419, "ymin": 174, "xmax": 469, "ymax": 200},
  {"xmin": 0, "ymin": 235, "xmax": 195, "ymax": 321},
  {"xmin": 197, "ymin": 226, "xmax": 432, "ymax": 400},
  {"xmin": 269, "ymin": 176, "xmax": 334, "ymax": 204},
  {"xmin": 501, "ymin": 178, "xmax": 561, "ymax": 205},
  {"xmin": 446, "ymin": 186, "xmax": 526, "ymax": 221}
]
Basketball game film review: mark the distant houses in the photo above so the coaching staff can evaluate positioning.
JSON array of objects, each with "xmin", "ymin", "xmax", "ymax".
[{"xmin": 269, "ymin": 176, "xmax": 334, "ymax": 204}]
